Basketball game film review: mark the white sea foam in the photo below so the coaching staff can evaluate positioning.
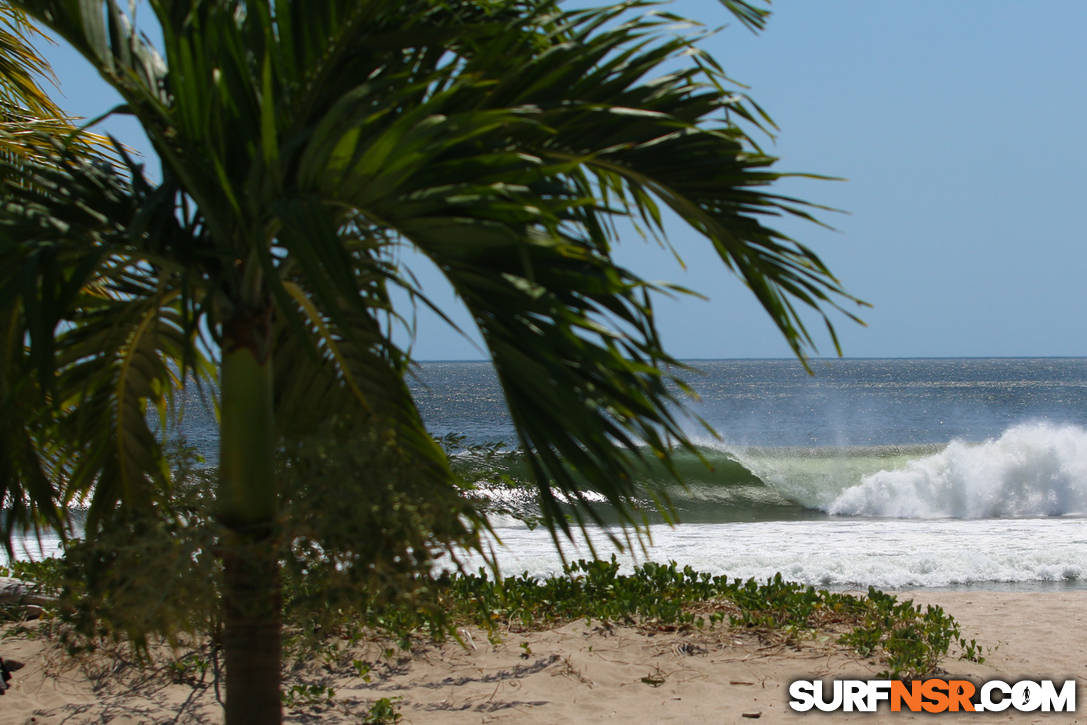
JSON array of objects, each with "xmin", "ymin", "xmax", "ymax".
[
  {"xmin": 828, "ymin": 422, "xmax": 1087, "ymax": 518},
  {"xmin": 459, "ymin": 518, "xmax": 1087, "ymax": 589},
  {"xmin": 15, "ymin": 517, "xmax": 1081, "ymax": 590},
  {"xmin": 1, "ymin": 531, "xmax": 63, "ymax": 564}
]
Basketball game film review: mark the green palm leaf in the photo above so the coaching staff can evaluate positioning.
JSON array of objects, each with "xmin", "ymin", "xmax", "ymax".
[{"xmin": 7, "ymin": 1, "xmax": 863, "ymax": 721}]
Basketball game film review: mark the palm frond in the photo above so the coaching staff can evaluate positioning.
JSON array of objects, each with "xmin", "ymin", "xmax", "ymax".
[
  {"xmin": 0, "ymin": 133, "xmax": 210, "ymax": 537},
  {"xmin": 5, "ymin": 2, "xmax": 862, "ymax": 718},
  {"xmin": 279, "ymin": 1, "xmax": 863, "ymax": 542},
  {"xmin": 55, "ymin": 282, "xmax": 185, "ymax": 528},
  {"xmin": 0, "ymin": 6, "xmax": 64, "ymax": 121},
  {"xmin": 0, "ymin": 299, "xmax": 65, "ymax": 554}
]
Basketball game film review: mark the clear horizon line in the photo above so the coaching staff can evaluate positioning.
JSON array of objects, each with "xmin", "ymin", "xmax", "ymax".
[{"xmin": 414, "ymin": 354, "xmax": 1087, "ymax": 363}]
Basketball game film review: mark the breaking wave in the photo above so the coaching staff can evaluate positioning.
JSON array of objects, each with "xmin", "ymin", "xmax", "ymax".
[
  {"xmin": 464, "ymin": 422, "xmax": 1087, "ymax": 521},
  {"xmin": 827, "ymin": 422, "xmax": 1087, "ymax": 518}
]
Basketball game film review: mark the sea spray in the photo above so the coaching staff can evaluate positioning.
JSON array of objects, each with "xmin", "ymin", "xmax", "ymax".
[{"xmin": 828, "ymin": 422, "xmax": 1087, "ymax": 518}]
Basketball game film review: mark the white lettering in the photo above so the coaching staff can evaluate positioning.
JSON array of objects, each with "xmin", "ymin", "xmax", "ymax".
[
  {"xmin": 1012, "ymin": 680, "xmax": 1042, "ymax": 711},
  {"xmin": 815, "ymin": 680, "xmax": 843, "ymax": 712},
  {"xmin": 843, "ymin": 680, "xmax": 868, "ymax": 712},
  {"xmin": 1039, "ymin": 680, "xmax": 1076, "ymax": 712},
  {"xmin": 866, "ymin": 680, "xmax": 892, "ymax": 711},
  {"xmin": 788, "ymin": 680, "xmax": 816, "ymax": 712},
  {"xmin": 981, "ymin": 680, "xmax": 1012, "ymax": 712}
]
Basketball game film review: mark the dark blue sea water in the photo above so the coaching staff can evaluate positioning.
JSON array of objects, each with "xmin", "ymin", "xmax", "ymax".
[{"xmin": 413, "ymin": 357, "xmax": 1087, "ymax": 448}]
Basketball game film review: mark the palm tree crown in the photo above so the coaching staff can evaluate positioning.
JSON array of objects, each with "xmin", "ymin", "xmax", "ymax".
[{"xmin": 1, "ymin": 1, "xmax": 862, "ymax": 722}]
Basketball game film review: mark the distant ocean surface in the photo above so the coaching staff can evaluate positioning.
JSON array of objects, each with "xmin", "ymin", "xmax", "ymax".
[{"xmin": 11, "ymin": 358, "xmax": 1087, "ymax": 590}]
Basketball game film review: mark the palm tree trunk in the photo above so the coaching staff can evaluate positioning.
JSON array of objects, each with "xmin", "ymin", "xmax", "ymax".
[{"xmin": 219, "ymin": 325, "xmax": 281, "ymax": 725}]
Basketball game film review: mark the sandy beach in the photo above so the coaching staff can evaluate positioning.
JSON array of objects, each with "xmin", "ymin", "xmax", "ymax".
[{"xmin": 1, "ymin": 590, "xmax": 1084, "ymax": 724}]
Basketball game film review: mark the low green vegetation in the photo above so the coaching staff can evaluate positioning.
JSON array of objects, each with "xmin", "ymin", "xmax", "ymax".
[
  {"xmin": 446, "ymin": 559, "xmax": 984, "ymax": 679},
  {"xmin": 3, "ymin": 555, "xmax": 982, "ymax": 683},
  {"xmin": 1, "ymin": 557, "xmax": 65, "ymax": 589}
]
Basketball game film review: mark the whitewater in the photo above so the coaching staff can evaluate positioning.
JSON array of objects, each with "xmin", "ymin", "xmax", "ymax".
[
  {"xmin": 9, "ymin": 358, "xmax": 1087, "ymax": 590},
  {"xmin": 456, "ymin": 422, "xmax": 1087, "ymax": 589},
  {"xmin": 423, "ymin": 358, "xmax": 1087, "ymax": 589}
]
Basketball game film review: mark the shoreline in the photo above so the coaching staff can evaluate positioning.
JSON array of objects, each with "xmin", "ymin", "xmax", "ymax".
[{"xmin": 2, "ymin": 590, "xmax": 1084, "ymax": 724}]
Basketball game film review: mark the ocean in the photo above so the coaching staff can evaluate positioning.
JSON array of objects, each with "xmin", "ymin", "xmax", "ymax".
[
  {"xmin": 10, "ymin": 358, "xmax": 1087, "ymax": 590},
  {"xmin": 415, "ymin": 358, "xmax": 1087, "ymax": 589}
]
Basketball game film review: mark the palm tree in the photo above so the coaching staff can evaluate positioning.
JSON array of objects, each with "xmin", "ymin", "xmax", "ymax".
[
  {"xmin": 1, "ymin": 1, "xmax": 862, "ymax": 722},
  {"xmin": 0, "ymin": 5, "xmax": 85, "ymax": 159},
  {"xmin": 0, "ymin": 2, "xmax": 113, "ymax": 541},
  {"xmin": 0, "ymin": 4, "xmax": 116, "ymax": 171}
]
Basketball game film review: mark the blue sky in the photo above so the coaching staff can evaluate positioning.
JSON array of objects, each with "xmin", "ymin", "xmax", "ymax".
[{"xmin": 40, "ymin": 1, "xmax": 1087, "ymax": 360}]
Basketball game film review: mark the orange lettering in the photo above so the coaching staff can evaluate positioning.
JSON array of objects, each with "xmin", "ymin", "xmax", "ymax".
[
  {"xmin": 947, "ymin": 680, "xmax": 976, "ymax": 711},
  {"xmin": 921, "ymin": 679, "xmax": 949, "ymax": 713},
  {"xmin": 891, "ymin": 680, "xmax": 922, "ymax": 712}
]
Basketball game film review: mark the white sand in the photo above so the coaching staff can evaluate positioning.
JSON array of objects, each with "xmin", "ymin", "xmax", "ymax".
[{"xmin": 1, "ymin": 592, "xmax": 1084, "ymax": 724}]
